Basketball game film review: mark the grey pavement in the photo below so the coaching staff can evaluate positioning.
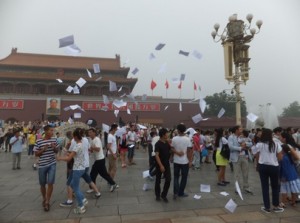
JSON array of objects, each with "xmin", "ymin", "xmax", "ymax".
[{"xmin": 0, "ymin": 148, "xmax": 299, "ymax": 223}]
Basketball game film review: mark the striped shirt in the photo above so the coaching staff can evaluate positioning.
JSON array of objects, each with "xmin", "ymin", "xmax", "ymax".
[{"xmin": 34, "ymin": 137, "xmax": 58, "ymax": 168}]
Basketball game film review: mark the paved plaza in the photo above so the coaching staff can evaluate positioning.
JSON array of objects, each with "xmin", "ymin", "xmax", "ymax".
[{"xmin": 0, "ymin": 148, "xmax": 300, "ymax": 223}]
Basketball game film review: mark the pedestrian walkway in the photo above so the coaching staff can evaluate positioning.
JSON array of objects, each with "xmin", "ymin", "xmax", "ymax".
[{"xmin": 0, "ymin": 148, "xmax": 299, "ymax": 222}]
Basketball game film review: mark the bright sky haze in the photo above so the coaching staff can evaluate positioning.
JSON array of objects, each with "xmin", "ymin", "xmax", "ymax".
[{"xmin": 0, "ymin": 0, "xmax": 299, "ymax": 115}]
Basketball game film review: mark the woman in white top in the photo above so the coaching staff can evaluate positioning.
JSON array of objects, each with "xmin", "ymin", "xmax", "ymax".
[
  {"xmin": 252, "ymin": 128, "xmax": 283, "ymax": 213},
  {"xmin": 58, "ymin": 129, "xmax": 86, "ymax": 214}
]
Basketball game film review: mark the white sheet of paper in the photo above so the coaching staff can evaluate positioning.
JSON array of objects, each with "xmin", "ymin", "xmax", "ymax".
[
  {"xmin": 93, "ymin": 64, "xmax": 100, "ymax": 73},
  {"xmin": 199, "ymin": 98, "xmax": 206, "ymax": 113},
  {"xmin": 164, "ymin": 105, "xmax": 169, "ymax": 111},
  {"xmin": 86, "ymin": 69, "xmax": 92, "ymax": 78},
  {"xmin": 192, "ymin": 50, "xmax": 203, "ymax": 60},
  {"xmin": 171, "ymin": 77, "xmax": 180, "ymax": 84},
  {"xmin": 113, "ymin": 99, "xmax": 127, "ymax": 108},
  {"xmin": 63, "ymin": 106, "xmax": 71, "ymax": 111},
  {"xmin": 103, "ymin": 95, "xmax": 109, "ymax": 105},
  {"xmin": 74, "ymin": 113, "xmax": 81, "ymax": 119},
  {"xmin": 225, "ymin": 199, "xmax": 237, "ymax": 213},
  {"xmin": 68, "ymin": 117, "xmax": 74, "ymax": 124},
  {"xmin": 193, "ymin": 194, "xmax": 201, "ymax": 200},
  {"xmin": 142, "ymin": 170, "xmax": 150, "ymax": 178},
  {"xmin": 131, "ymin": 68, "xmax": 139, "ymax": 75},
  {"xmin": 87, "ymin": 120, "xmax": 93, "ymax": 125},
  {"xmin": 118, "ymin": 86, "xmax": 123, "ymax": 92},
  {"xmin": 59, "ymin": 35, "xmax": 74, "ymax": 48},
  {"xmin": 179, "ymin": 102, "xmax": 182, "ymax": 112},
  {"xmin": 137, "ymin": 124, "xmax": 147, "ymax": 129},
  {"xmin": 66, "ymin": 86, "xmax": 73, "ymax": 93},
  {"xmin": 218, "ymin": 108, "xmax": 226, "ymax": 118},
  {"xmin": 127, "ymin": 108, "xmax": 131, "ymax": 115},
  {"xmin": 200, "ymin": 184, "xmax": 211, "ymax": 193},
  {"xmin": 158, "ymin": 63, "xmax": 167, "ymax": 74},
  {"xmin": 142, "ymin": 94, "xmax": 147, "ymax": 101},
  {"xmin": 149, "ymin": 53, "xmax": 156, "ymax": 60},
  {"xmin": 56, "ymin": 79, "xmax": 63, "ymax": 83},
  {"xmin": 180, "ymin": 74, "xmax": 186, "ymax": 81},
  {"xmin": 155, "ymin": 43, "xmax": 165, "ymax": 50},
  {"xmin": 114, "ymin": 110, "xmax": 119, "ymax": 117},
  {"xmin": 120, "ymin": 93, "xmax": 126, "ymax": 98},
  {"xmin": 64, "ymin": 44, "xmax": 81, "ymax": 56},
  {"xmin": 69, "ymin": 105, "xmax": 79, "ymax": 110},
  {"xmin": 185, "ymin": 128, "xmax": 196, "ymax": 139},
  {"xmin": 235, "ymin": 181, "xmax": 244, "ymax": 200},
  {"xmin": 109, "ymin": 80, "xmax": 118, "ymax": 92},
  {"xmin": 192, "ymin": 113, "xmax": 203, "ymax": 124},
  {"xmin": 247, "ymin": 113, "xmax": 258, "ymax": 123},
  {"xmin": 73, "ymin": 85, "xmax": 80, "ymax": 94},
  {"xmin": 220, "ymin": 191, "xmax": 230, "ymax": 196},
  {"xmin": 128, "ymin": 144, "xmax": 134, "ymax": 148},
  {"xmin": 76, "ymin": 77, "xmax": 86, "ymax": 88},
  {"xmin": 95, "ymin": 76, "xmax": 102, "ymax": 81},
  {"xmin": 102, "ymin": 123, "xmax": 110, "ymax": 133},
  {"xmin": 143, "ymin": 183, "xmax": 150, "ymax": 191}
]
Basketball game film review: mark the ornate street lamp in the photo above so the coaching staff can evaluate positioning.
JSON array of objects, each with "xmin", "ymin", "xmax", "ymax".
[{"xmin": 211, "ymin": 14, "xmax": 262, "ymax": 125}]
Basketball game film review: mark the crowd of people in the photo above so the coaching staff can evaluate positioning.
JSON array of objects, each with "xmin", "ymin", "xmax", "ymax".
[{"xmin": 1, "ymin": 120, "xmax": 300, "ymax": 215}]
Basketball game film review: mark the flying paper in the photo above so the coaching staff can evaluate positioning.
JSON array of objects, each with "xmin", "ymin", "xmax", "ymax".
[
  {"xmin": 179, "ymin": 50, "xmax": 189, "ymax": 56},
  {"xmin": 66, "ymin": 86, "xmax": 73, "ymax": 93},
  {"xmin": 192, "ymin": 50, "xmax": 203, "ymax": 60},
  {"xmin": 59, "ymin": 35, "xmax": 74, "ymax": 48},
  {"xmin": 199, "ymin": 98, "xmax": 206, "ymax": 113},
  {"xmin": 76, "ymin": 77, "xmax": 86, "ymax": 88},
  {"xmin": 127, "ymin": 108, "xmax": 131, "ymax": 115},
  {"xmin": 179, "ymin": 102, "xmax": 182, "ymax": 112},
  {"xmin": 102, "ymin": 123, "xmax": 110, "ymax": 133},
  {"xmin": 56, "ymin": 79, "xmax": 63, "ymax": 83},
  {"xmin": 155, "ymin": 43, "xmax": 165, "ymax": 50},
  {"xmin": 218, "ymin": 108, "xmax": 226, "ymax": 118},
  {"xmin": 95, "ymin": 76, "xmax": 102, "ymax": 81},
  {"xmin": 93, "ymin": 64, "xmax": 100, "ymax": 73},
  {"xmin": 235, "ymin": 181, "xmax": 244, "ymax": 200},
  {"xmin": 185, "ymin": 128, "xmax": 196, "ymax": 139},
  {"xmin": 180, "ymin": 74, "xmax": 186, "ymax": 81},
  {"xmin": 114, "ymin": 110, "xmax": 119, "ymax": 117},
  {"xmin": 68, "ymin": 117, "xmax": 74, "ymax": 124},
  {"xmin": 164, "ymin": 105, "xmax": 169, "ymax": 111},
  {"xmin": 87, "ymin": 120, "xmax": 93, "ymax": 125},
  {"xmin": 192, "ymin": 113, "xmax": 202, "ymax": 124},
  {"xmin": 113, "ymin": 99, "xmax": 127, "ymax": 108},
  {"xmin": 103, "ymin": 95, "xmax": 109, "ymax": 105},
  {"xmin": 149, "ymin": 53, "xmax": 156, "ymax": 60},
  {"xmin": 86, "ymin": 69, "xmax": 92, "ymax": 78},
  {"xmin": 73, "ymin": 86, "xmax": 80, "ymax": 94},
  {"xmin": 74, "ymin": 113, "xmax": 81, "ymax": 119},
  {"xmin": 126, "ymin": 93, "xmax": 135, "ymax": 101},
  {"xmin": 64, "ymin": 44, "xmax": 81, "ymax": 56},
  {"xmin": 247, "ymin": 113, "xmax": 258, "ymax": 123},
  {"xmin": 109, "ymin": 80, "xmax": 118, "ymax": 92},
  {"xmin": 118, "ymin": 86, "xmax": 123, "ymax": 92},
  {"xmin": 131, "ymin": 68, "xmax": 139, "ymax": 75}
]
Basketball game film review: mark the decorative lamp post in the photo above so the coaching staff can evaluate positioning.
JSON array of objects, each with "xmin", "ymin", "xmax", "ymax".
[{"xmin": 211, "ymin": 14, "xmax": 262, "ymax": 125}]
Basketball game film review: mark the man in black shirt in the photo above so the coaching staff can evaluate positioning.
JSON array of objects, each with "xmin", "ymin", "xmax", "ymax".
[{"xmin": 155, "ymin": 128, "xmax": 171, "ymax": 203}]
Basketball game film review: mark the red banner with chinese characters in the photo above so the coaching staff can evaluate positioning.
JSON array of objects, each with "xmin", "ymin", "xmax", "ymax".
[
  {"xmin": 0, "ymin": 100, "xmax": 24, "ymax": 109},
  {"xmin": 82, "ymin": 102, "xmax": 160, "ymax": 111}
]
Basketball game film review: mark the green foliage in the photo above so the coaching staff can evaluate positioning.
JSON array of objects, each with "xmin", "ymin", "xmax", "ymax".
[
  {"xmin": 281, "ymin": 101, "xmax": 300, "ymax": 117},
  {"xmin": 204, "ymin": 92, "xmax": 247, "ymax": 117}
]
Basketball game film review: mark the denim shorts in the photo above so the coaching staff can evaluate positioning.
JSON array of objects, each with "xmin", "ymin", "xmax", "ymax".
[{"xmin": 38, "ymin": 163, "xmax": 56, "ymax": 186}]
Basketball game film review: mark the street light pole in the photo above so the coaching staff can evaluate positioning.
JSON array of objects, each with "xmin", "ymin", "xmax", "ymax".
[{"xmin": 211, "ymin": 14, "xmax": 262, "ymax": 126}]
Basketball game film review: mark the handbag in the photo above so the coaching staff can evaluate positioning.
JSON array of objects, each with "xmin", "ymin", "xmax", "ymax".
[{"xmin": 220, "ymin": 144, "xmax": 230, "ymax": 160}]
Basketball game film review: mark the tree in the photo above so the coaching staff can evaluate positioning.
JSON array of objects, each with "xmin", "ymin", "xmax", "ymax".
[
  {"xmin": 281, "ymin": 101, "xmax": 300, "ymax": 117},
  {"xmin": 204, "ymin": 92, "xmax": 247, "ymax": 117}
]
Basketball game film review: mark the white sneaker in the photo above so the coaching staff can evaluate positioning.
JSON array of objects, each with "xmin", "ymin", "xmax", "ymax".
[
  {"xmin": 110, "ymin": 184, "xmax": 118, "ymax": 192},
  {"xmin": 86, "ymin": 189, "xmax": 94, "ymax": 194},
  {"xmin": 82, "ymin": 198, "xmax": 88, "ymax": 206},
  {"xmin": 74, "ymin": 206, "xmax": 86, "ymax": 214}
]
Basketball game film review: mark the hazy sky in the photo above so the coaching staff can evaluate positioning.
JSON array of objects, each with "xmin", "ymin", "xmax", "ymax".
[{"xmin": 0, "ymin": 0, "xmax": 299, "ymax": 115}]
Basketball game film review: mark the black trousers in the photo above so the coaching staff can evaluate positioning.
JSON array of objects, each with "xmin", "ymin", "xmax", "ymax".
[
  {"xmin": 155, "ymin": 164, "xmax": 171, "ymax": 198},
  {"xmin": 90, "ymin": 159, "xmax": 115, "ymax": 185}
]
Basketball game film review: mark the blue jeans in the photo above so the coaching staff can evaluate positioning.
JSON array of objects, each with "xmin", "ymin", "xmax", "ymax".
[
  {"xmin": 258, "ymin": 164, "xmax": 280, "ymax": 209},
  {"xmin": 38, "ymin": 163, "xmax": 56, "ymax": 186},
  {"xmin": 173, "ymin": 163, "xmax": 189, "ymax": 196},
  {"xmin": 71, "ymin": 169, "xmax": 85, "ymax": 207},
  {"xmin": 67, "ymin": 167, "xmax": 91, "ymax": 186}
]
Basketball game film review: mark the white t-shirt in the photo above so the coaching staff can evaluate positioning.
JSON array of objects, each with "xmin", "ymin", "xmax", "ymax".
[
  {"xmin": 90, "ymin": 137, "xmax": 104, "ymax": 160},
  {"xmin": 127, "ymin": 131, "xmax": 136, "ymax": 145},
  {"xmin": 82, "ymin": 137, "xmax": 90, "ymax": 168},
  {"xmin": 107, "ymin": 133, "xmax": 117, "ymax": 154},
  {"xmin": 252, "ymin": 142, "xmax": 282, "ymax": 166},
  {"xmin": 73, "ymin": 142, "xmax": 85, "ymax": 170},
  {"xmin": 171, "ymin": 135, "xmax": 192, "ymax": 164}
]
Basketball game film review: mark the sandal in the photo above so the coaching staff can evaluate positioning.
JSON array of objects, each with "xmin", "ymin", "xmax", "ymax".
[
  {"xmin": 44, "ymin": 203, "xmax": 50, "ymax": 212},
  {"xmin": 42, "ymin": 200, "xmax": 46, "ymax": 207}
]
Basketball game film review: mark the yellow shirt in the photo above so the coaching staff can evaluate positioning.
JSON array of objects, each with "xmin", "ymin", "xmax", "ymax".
[{"xmin": 28, "ymin": 133, "xmax": 36, "ymax": 145}]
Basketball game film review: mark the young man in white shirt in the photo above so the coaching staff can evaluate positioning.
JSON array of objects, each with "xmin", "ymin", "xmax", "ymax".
[
  {"xmin": 171, "ymin": 124, "xmax": 193, "ymax": 199},
  {"xmin": 107, "ymin": 124, "xmax": 118, "ymax": 179},
  {"xmin": 88, "ymin": 128, "xmax": 118, "ymax": 192},
  {"xmin": 10, "ymin": 129, "xmax": 25, "ymax": 170},
  {"xmin": 127, "ymin": 124, "xmax": 137, "ymax": 165}
]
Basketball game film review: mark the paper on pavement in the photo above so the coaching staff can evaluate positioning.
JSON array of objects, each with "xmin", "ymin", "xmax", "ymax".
[
  {"xmin": 225, "ymin": 199, "xmax": 237, "ymax": 213},
  {"xmin": 200, "ymin": 184, "xmax": 211, "ymax": 193}
]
